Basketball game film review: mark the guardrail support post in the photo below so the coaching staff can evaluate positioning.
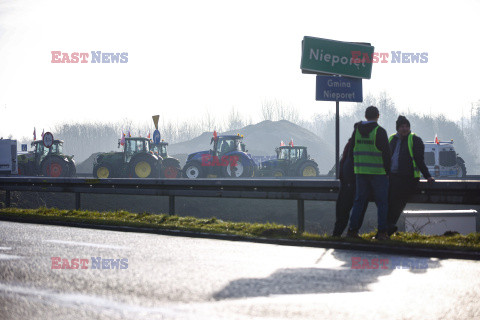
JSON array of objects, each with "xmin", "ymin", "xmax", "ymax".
[
  {"xmin": 5, "ymin": 190, "xmax": 11, "ymax": 208},
  {"xmin": 75, "ymin": 193, "xmax": 81, "ymax": 210},
  {"xmin": 169, "ymin": 196, "xmax": 175, "ymax": 215},
  {"xmin": 297, "ymin": 199, "xmax": 305, "ymax": 233}
]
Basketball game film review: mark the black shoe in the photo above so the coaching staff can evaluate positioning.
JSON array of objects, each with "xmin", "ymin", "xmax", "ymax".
[
  {"xmin": 332, "ymin": 230, "xmax": 343, "ymax": 237},
  {"xmin": 388, "ymin": 226, "xmax": 398, "ymax": 237},
  {"xmin": 346, "ymin": 229, "xmax": 361, "ymax": 239},
  {"xmin": 374, "ymin": 232, "xmax": 390, "ymax": 241}
]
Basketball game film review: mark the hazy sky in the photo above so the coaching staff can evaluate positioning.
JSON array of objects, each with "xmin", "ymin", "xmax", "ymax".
[{"xmin": 0, "ymin": 0, "xmax": 479, "ymax": 140}]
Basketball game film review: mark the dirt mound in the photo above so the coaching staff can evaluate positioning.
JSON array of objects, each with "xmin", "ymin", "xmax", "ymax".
[{"xmin": 76, "ymin": 152, "xmax": 101, "ymax": 174}]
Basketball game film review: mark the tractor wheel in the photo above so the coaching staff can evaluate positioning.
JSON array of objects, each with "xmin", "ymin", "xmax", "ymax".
[
  {"xmin": 93, "ymin": 163, "xmax": 114, "ymax": 179},
  {"xmin": 297, "ymin": 161, "xmax": 319, "ymax": 177},
  {"xmin": 162, "ymin": 158, "xmax": 182, "ymax": 178},
  {"xmin": 129, "ymin": 155, "xmax": 159, "ymax": 178},
  {"xmin": 456, "ymin": 157, "xmax": 467, "ymax": 178},
  {"xmin": 41, "ymin": 158, "xmax": 69, "ymax": 177},
  {"xmin": 272, "ymin": 169, "xmax": 286, "ymax": 177},
  {"xmin": 183, "ymin": 161, "xmax": 205, "ymax": 179},
  {"xmin": 222, "ymin": 155, "xmax": 254, "ymax": 178}
]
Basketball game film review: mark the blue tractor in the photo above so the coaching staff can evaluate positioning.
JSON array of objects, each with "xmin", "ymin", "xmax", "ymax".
[{"xmin": 183, "ymin": 133, "xmax": 256, "ymax": 178}]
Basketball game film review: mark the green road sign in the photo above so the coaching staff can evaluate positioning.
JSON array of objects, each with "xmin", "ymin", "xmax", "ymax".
[{"xmin": 301, "ymin": 36, "xmax": 374, "ymax": 79}]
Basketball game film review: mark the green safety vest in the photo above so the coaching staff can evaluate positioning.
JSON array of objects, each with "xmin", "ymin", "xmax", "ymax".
[
  {"xmin": 389, "ymin": 133, "xmax": 421, "ymax": 178},
  {"xmin": 353, "ymin": 126, "xmax": 386, "ymax": 175}
]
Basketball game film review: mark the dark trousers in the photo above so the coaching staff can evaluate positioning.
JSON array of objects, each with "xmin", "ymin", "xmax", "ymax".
[
  {"xmin": 332, "ymin": 181, "xmax": 368, "ymax": 236},
  {"xmin": 387, "ymin": 174, "xmax": 419, "ymax": 232},
  {"xmin": 349, "ymin": 174, "xmax": 389, "ymax": 232}
]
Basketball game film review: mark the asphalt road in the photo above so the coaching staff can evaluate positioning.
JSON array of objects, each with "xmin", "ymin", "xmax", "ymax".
[{"xmin": 0, "ymin": 221, "xmax": 479, "ymax": 320}]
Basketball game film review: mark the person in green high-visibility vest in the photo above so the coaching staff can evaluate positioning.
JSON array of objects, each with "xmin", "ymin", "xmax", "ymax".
[
  {"xmin": 387, "ymin": 116, "xmax": 435, "ymax": 236},
  {"xmin": 347, "ymin": 106, "xmax": 391, "ymax": 240}
]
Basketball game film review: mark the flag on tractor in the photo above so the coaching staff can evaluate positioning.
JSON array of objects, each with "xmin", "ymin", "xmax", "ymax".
[
  {"xmin": 213, "ymin": 130, "xmax": 218, "ymax": 141},
  {"xmin": 289, "ymin": 138, "xmax": 294, "ymax": 147},
  {"xmin": 147, "ymin": 132, "xmax": 151, "ymax": 139},
  {"xmin": 280, "ymin": 140, "xmax": 285, "ymax": 146},
  {"xmin": 127, "ymin": 131, "xmax": 131, "ymax": 138},
  {"xmin": 120, "ymin": 132, "xmax": 126, "ymax": 146},
  {"xmin": 435, "ymin": 134, "xmax": 439, "ymax": 144},
  {"xmin": 33, "ymin": 127, "xmax": 36, "ymax": 140}
]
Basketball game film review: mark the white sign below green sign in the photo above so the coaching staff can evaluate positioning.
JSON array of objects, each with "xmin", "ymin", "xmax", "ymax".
[{"xmin": 300, "ymin": 36, "xmax": 374, "ymax": 79}]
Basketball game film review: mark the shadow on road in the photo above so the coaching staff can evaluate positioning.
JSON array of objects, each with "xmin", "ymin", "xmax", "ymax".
[{"xmin": 212, "ymin": 250, "xmax": 442, "ymax": 300}]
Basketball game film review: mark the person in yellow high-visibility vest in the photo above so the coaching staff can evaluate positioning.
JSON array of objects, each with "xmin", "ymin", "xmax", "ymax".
[
  {"xmin": 387, "ymin": 116, "xmax": 435, "ymax": 235},
  {"xmin": 346, "ymin": 106, "xmax": 391, "ymax": 240}
]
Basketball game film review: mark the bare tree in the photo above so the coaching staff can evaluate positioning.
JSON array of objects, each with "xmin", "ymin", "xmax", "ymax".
[
  {"xmin": 261, "ymin": 99, "xmax": 300, "ymax": 123},
  {"xmin": 226, "ymin": 107, "xmax": 245, "ymax": 131},
  {"xmin": 261, "ymin": 100, "xmax": 275, "ymax": 121},
  {"xmin": 201, "ymin": 108, "xmax": 217, "ymax": 132}
]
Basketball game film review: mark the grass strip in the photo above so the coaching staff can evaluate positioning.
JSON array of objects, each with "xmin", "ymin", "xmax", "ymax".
[{"xmin": 0, "ymin": 207, "xmax": 479, "ymax": 252}]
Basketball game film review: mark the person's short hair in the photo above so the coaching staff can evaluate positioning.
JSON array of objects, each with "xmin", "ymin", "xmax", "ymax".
[{"xmin": 365, "ymin": 106, "xmax": 379, "ymax": 120}]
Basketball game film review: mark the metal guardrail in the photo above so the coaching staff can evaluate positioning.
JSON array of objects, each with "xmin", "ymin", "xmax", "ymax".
[
  {"xmin": 0, "ymin": 177, "xmax": 479, "ymax": 233},
  {"xmin": 74, "ymin": 173, "xmax": 480, "ymax": 180}
]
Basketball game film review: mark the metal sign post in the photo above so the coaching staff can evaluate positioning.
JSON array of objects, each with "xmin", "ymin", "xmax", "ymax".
[{"xmin": 336, "ymin": 101, "xmax": 340, "ymax": 179}]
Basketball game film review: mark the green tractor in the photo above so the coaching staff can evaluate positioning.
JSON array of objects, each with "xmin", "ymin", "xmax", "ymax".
[
  {"xmin": 17, "ymin": 140, "xmax": 76, "ymax": 177},
  {"xmin": 149, "ymin": 140, "xmax": 182, "ymax": 178},
  {"xmin": 259, "ymin": 145, "xmax": 319, "ymax": 177},
  {"xmin": 93, "ymin": 137, "xmax": 161, "ymax": 178}
]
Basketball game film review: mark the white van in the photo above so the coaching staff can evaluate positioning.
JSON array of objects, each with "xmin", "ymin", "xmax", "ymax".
[
  {"xmin": 0, "ymin": 139, "xmax": 18, "ymax": 175},
  {"xmin": 424, "ymin": 141, "xmax": 466, "ymax": 178}
]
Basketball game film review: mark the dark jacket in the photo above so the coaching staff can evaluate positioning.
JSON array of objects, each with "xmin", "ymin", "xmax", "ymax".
[
  {"xmin": 349, "ymin": 121, "xmax": 391, "ymax": 175},
  {"xmin": 339, "ymin": 138, "xmax": 354, "ymax": 183},
  {"xmin": 389, "ymin": 133, "xmax": 431, "ymax": 179}
]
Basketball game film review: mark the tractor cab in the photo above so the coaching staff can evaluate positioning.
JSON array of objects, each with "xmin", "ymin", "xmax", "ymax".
[
  {"xmin": 276, "ymin": 146, "xmax": 307, "ymax": 163},
  {"xmin": 150, "ymin": 141, "xmax": 168, "ymax": 158},
  {"xmin": 31, "ymin": 140, "xmax": 65, "ymax": 165},
  {"xmin": 211, "ymin": 135, "xmax": 245, "ymax": 156},
  {"xmin": 120, "ymin": 137, "xmax": 151, "ymax": 163}
]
